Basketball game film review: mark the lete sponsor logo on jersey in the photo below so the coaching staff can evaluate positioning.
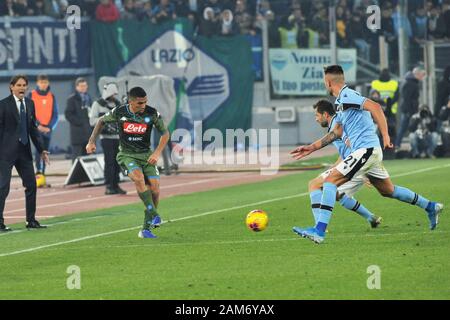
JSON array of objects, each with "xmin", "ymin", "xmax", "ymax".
[{"xmin": 123, "ymin": 122, "xmax": 147, "ymax": 134}]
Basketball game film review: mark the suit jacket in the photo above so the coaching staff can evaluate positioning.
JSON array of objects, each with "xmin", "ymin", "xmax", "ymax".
[
  {"xmin": 0, "ymin": 95, "xmax": 44, "ymax": 161},
  {"xmin": 65, "ymin": 93, "xmax": 92, "ymax": 145}
]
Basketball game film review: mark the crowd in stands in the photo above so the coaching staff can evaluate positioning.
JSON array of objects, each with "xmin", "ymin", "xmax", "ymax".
[{"xmin": 2, "ymin": 1, "xmax": 449, "ymax": 41}]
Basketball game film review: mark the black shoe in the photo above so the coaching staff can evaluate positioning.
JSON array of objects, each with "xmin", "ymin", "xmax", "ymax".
[
  {"xmin": 105, "ymin": 187, "xmax": 119, "ymax": 195},
  {"xmin": 26, "ymin": 220, "xmax": 47, "ymax": 229},
  {"xmin": 114, "ymin": 186, "xmax": 127, "ymax": 195},
  {"xmin": 0, "ymin": 224, "xmax": 12, "ymax": 232}
]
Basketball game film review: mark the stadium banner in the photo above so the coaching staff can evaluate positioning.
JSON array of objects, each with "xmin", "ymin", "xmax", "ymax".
[
  {"xmin": 91, "ymin": 18, "xmax": 254, "ymax": 134},
  {"xmin": 0, "ymin": 17, "xmax": 92, "ymax": 76},
  {"xmin": 269, "ymin": 48, "xmax": 357, "ymax": 96}
]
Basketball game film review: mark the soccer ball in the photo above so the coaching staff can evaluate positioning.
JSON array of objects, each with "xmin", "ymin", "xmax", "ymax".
[
  {"xmin": 36, "ymin": 173, "xmax": 46, "ymax": 188},
  {"xmin": 246, "ymin": 210, "xmax": 269, "ymax": 232}
]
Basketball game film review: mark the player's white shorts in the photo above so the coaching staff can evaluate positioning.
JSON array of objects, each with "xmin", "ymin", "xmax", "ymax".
[
  {"xmin": 320, "ymin": 169, "xmax": 365, "ymax": 198},
  {"xmin": 335, "ymin": 147, "xmax": 389, "ymax": 180}
]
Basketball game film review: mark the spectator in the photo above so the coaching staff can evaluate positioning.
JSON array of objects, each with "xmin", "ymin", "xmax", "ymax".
[
  {"xmin": 336, "ymin": 5, "xmax": 350, "ymax": 47},
  {"xmin": 237, "ymin": 12, "xmax": 257, "ymax": 35},
  {"xmin": 96, "ymin": 0, "xmax": 120, "ymax": 22},
  {"xmin": 408, "ymin": 105, "xmax": 439, "ymax": 158},
  {"xmin": 348, "ymin": 8, "xmax": 371, "ymax": 61},
  {"xmin": 310, "ymin": 4, "xmax": 329, "ymax": 46},
  {"xmin": 266, "ymin": 10, "xmax": 281, "ymax": 48},
  {"xmin": 32, "ymin": 0, "xmax": 47, "ymax": 15},
  {"xmin": 288, "ymin": 6, "xmax": 309, "ymax": 48},
  {"xmin": 199, "ymin": 7, "xmax": 219, "ymax": 36},
  {"xmin": 410, "ymin": 6, "xmax": 428, "ymax": 42},
  {"xmin": 152, "ymin": 0, "xmax": 176, "ymax": 24},
  {"xmin": 43, "ymin": 0, "xmax": 66, "ymax": 18},
  {"xmin": 277, "ymin": 16, "xmax": 298, "ymax": 49},
  {"xmin": 395, "ymin": 66, "xmax": 427, "ymax": 149},
  {"xmin": 427, "ymin": 3, "xmax": 441, "ymax": 38},
  {"xmin": 371, "ymin": 68, "xmax": 400, "ymax": 116},
  {"xmin": 257, "ymin": 0, "xmax": 271, "ymax": 18},
  {"xmin": 28, "ymin": 74, "xmax": 59, "ymax": 181},
  {"xmin": 65, "ymin": 77, "xmax": 93, "ymax": 163},
  {"xmin": 16, "ymin": 0, "xmax": 34, "ymax": 15},
  {"xmin": 201, "ymin": 0, "xmax": 223, "ymax": 16},
  {"xmin": 3, "ymin": 0, "xmax": 27, "ymax": 16},
  {"xmin": 173, "ymin": 0, "xmax": 196, "ymax": 24},
  {"xmin": 219, "ymin": 9, "xmax": 239, "ymax": 36},
  {"xmin": 436, "ymin": 0, "xmax": 450, "ymax": 38},
  {"xmin": 135, "ymin": 0, "xmax": 154, "ymax": 21},
  {"xmin": 435, "ymin": 66, "xmax": 450, "ymax": 115},
  {"xmin": 89, "ymin": 83, "xmax": 126, "ymax": 195},
  {"xmin": 121, "ymin": 0, "xmax": 138, "ymax": 19}
]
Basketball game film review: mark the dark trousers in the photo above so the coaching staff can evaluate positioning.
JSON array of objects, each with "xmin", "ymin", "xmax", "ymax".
[
  {"xmin": 71, "ymin": 143, "xmax": 88, "ymax": 163},
  {"xmin": 101, "ymin": 139, "xmax": 120, "ymax": 189},
  {"xmin": 0, "ymin": 144, "xmax": 37, "ymax": 224},
  {"xmin": 395, "ymin": 113, "xmax": 412, "ymax": 148},
  {"xmin": 34, "ymin": 132, "xmax": 51, "ymax": 174}
]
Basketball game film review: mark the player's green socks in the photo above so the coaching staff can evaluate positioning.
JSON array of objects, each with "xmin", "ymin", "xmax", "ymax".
[{"xmin": 138, "ymin": 190, "xmax": 158, "ymax": 230}]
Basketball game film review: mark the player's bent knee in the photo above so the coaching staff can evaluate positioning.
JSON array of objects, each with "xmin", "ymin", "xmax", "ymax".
[{"xmin": 308, "ymin": 180, "xmax": 318, "ymax": 191}]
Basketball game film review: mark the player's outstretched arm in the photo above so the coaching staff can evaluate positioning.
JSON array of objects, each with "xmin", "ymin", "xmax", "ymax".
[
  {"xmin": 86, "ymin": 117, "xmax": 105, "ymax": 154},
  {"xmin": 290, "ymin": 124, "xmax": 343, "ymax": 160},
  {"xmin": 363, "ymin": 99, "xmax": 393, "ymax": 149}
]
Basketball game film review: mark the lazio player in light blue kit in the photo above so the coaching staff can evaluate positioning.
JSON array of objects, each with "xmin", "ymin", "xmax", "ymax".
[
  {"xmin": 291, "ymin": 65, "xmax": 443, "ymax": 244},
  {"xmin": 307, "ymin": 100, "xmax": 382, "ymax": 228}
]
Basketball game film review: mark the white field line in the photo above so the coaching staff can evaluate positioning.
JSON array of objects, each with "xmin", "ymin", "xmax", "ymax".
[
  {"xmin": 3, "ymin": 177, "xmax": 228, "ymax": 214},
  {"xmin": 6, "ymin": 176, "xmax": 224, "ymax": 204},
  {"xmin": 7, "ymin": 215, "xmax": 55, "ymax": 218},
  {"xmin": 0, "ymin": 163, "xmax": 448, "ymax": 257}
]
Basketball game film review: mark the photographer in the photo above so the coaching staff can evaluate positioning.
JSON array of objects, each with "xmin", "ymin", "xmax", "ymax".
[
  {"xmin": 90, "ymin": 83, "xmax": 126, "ymax": 195},
  {"xmin": 408, "ymin": 105, "xmax": 439, "ymax": 158}
]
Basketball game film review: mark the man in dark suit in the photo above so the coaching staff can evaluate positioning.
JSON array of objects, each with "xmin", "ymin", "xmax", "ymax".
[
  {"xmin": 0, "ymin": 75, "xmax": 50, "ymax": 232},
  {"xmin": 65, "ymin": 77, "xmax": 93, "ymax": 163}
]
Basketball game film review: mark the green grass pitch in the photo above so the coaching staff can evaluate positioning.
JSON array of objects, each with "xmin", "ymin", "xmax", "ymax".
[{"xmin": 0, "ymin": 158, "xmax": 449, "ymax": 299}]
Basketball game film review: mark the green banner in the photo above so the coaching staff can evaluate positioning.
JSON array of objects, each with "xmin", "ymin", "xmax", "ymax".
[{"xmin": 91, "ymin": 19, "xmax": 254, "ymax": 133}]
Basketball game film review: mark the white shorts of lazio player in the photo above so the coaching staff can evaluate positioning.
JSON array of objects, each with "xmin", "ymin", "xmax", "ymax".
[
  {"xmin": 320, "ymin": 169, "xmax": 365, "ymax": 198},
  {"xmin": 335, "ymin": 147, "xmax": 390, "ymax": 181}
]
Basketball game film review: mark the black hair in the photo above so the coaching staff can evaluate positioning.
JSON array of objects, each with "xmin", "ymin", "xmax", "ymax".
[
  {"xmin": 10, "ymin": 74, "xmax": 28, "ymax": 86},
  {"xmin": 323, "ymin": 65, "xmax": 344, "ymax": 75},
  {"xmin": 313, "ymin": 99, "xmax": 336, "ymax": 116},
  {"xmin": 129, "ymin": 87, "xmax": 147, "ymax": 99}
]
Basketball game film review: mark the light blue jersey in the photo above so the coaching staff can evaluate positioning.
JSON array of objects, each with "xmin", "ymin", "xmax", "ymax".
[
  {"xmin": 334, "ymin": 85, "xmax": 380, "ymax": 150},
  {"xmin": 329, "ymin": 115, "xmax": 351, "ymax": 159}
]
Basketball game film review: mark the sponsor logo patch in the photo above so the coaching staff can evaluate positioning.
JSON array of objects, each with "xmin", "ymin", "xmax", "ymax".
[{"xmin": 123, "ymin": 122, "xmax": 147, "ymax": 134}]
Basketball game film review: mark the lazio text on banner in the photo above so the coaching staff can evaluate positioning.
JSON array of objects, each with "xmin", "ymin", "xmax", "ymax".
[
  {"xmin": 0, "ymin": 17, "xmax": 92, "ymax": 76},
  {"xmin": 269, "ymin": 48, "xmax": 357, "ymax": 96}
]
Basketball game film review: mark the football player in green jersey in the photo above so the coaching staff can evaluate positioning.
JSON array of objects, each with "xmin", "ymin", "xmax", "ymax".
[{"xmin": 86, "ymin": 87, "xmax": 169, "ymax": 238}]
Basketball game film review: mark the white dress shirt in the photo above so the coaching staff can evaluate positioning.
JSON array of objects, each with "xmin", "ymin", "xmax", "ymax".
[{"xmin": 13, "ymin": 95, "xmax": 26, "ymax": 115}]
